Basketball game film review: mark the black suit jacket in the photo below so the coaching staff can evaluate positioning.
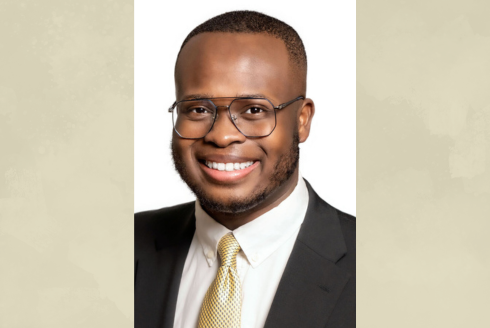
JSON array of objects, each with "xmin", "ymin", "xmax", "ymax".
[{"xmin": 135, "ymin": 180, "xmax": 355, "ymax": 328}]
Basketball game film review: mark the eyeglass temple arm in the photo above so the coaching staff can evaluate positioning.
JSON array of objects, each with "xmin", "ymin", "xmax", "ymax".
[
  {"xmin": 275, "ymin": 96, "xmax": 305, "ymax": 110},
  {"xmin": 168, "ymin": 101, "xmax": 177, "ymax": 113}
]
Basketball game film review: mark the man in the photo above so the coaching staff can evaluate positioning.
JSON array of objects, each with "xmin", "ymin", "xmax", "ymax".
[{"xmin": 135, "ymin": 10, "xmax": 355, "ymax": 328}]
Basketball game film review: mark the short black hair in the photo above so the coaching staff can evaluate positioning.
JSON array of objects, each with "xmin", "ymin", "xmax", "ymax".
[{"xmin": 179, "ymin": 10, "xmax": 307, "ymax": 74}]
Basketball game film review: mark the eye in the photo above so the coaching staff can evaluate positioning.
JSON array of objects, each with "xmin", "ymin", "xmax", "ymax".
[
  {"xmin": 244, "ymin": 107, "xmax": 264, "ymax": 114},
  {"xmin": 190, "ymin": 107, "xmax": 211, "ymax": 114}
]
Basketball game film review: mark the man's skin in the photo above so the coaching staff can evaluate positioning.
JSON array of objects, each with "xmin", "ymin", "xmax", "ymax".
[{"xmin": 172, "ymin": 32, "xmax": 315, "ymax": 230}]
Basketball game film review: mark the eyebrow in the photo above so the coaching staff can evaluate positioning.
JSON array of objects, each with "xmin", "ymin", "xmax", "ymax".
[
  {"xmin": 235, "ymin": 93, "xmax": 269, "ymax": 98},
  {"xmin": 181, "ymin": 93, "xmax": 270, "ymax": 101},
  {"xmin": 181, "ymin": 94, "xmax": 215, "ymax": 100}
]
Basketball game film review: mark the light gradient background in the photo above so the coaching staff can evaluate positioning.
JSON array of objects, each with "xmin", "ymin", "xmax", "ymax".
[
  {"xmin": 1, "ymin": 0, "xmax": 490, "ymax": 327},
  {"xmin": 134, "ymin": 1, "xmax": 356, "ymax": 216}
]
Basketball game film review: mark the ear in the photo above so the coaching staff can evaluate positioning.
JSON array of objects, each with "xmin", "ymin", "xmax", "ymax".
[{"xmin": 297, "ymin": 98, "xmax": 315, "ymax": 143}]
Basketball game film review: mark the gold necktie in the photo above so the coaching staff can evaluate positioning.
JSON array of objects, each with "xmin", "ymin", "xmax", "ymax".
[{"xmin": 198, "ymin": 233, "xmax": 242, "ymax": 328}]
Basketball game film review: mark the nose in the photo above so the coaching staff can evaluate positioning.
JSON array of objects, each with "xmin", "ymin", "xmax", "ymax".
[{"xmin": 203, "ymin": 106, "xmax": 246, "ymax": 147}]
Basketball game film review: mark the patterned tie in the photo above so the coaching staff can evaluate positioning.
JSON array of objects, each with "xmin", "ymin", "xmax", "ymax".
[{"xmin": 198, "ymin": 233, "xmax": 242, "ymax": 328}]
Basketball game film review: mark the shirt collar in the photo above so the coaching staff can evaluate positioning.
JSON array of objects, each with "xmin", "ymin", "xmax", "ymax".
[{"xmin": 195, "ymin": 173, "xmax": 309, "ymax": 268}]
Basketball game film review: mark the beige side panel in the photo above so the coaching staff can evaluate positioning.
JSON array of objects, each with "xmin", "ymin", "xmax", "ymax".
[
  {"xmin": 358, "ymin": 1, "xmax": 490, "ymax": 327},
  {"xmin": 0, "ymin": 1, "xmax": 134, "ymax": 326}
]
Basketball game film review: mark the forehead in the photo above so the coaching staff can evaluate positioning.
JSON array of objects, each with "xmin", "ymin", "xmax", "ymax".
[{"xmin": 175, "ymin": 32, "xmax": 296, "ymax": 102}]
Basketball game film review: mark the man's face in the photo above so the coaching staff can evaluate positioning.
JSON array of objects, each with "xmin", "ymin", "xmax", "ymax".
[{"xmin": 172, "ymin": 32, "xmax": 307, "ymax": 215}]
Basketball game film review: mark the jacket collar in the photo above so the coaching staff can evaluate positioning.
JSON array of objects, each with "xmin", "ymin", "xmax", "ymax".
[
  {"xmin": 297, "ymin": 179, "xmax": 347, "ymax": 263},
  {"xmin": 264, "ymin": 179, "xmax": 351, "ymax": 328}
]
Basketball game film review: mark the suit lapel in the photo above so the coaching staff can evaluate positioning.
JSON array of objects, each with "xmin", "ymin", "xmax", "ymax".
[
  {"xmin": 264, "ymin": 180, "xmax": 351, "ymax": 328},
  {"xmin": 135, "ymin": 205, "xmax": 196, "ymax": 328}
]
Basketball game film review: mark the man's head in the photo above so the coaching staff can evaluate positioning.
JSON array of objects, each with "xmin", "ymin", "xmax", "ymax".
[
  {"xmin": 171, "ymin": 11, "xmax": 315, "ymax": 222},
  {"xmin": 177, "ymin": 10, "xmax": 308, "ymax": 94}
]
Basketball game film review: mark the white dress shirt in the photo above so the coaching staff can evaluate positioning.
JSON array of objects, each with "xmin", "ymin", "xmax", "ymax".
[{"xmin": 173, "ymin": 174, "xmax": 309, "ymax": 328}]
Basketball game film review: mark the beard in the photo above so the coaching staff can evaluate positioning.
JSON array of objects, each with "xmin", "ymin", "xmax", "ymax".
[{"xmin": 171, "ymin": 132, "xmax": 300, "ymax": 215}]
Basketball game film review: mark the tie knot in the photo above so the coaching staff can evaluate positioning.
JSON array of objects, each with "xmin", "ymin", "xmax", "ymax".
[{"xmin": 217, "ymin": 234, "xmax": 241, "ymax": 267}]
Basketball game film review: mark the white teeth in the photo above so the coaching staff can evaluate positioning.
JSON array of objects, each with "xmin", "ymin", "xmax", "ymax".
[
  {"xmin": 204, "ymin": 161, "xmax": 255, "ymax": 171},
  {"xmin": 225, "ymin": 163, "xmax": 234, "ymax": 171}
]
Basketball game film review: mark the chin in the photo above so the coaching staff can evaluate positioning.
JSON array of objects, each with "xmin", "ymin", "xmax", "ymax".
[{"xmin": 195, "ymin": 185, "xmax": 269, "ymax": 215}]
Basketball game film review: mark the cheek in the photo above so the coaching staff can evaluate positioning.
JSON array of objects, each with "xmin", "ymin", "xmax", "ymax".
[
  {"xmin": 258, "ymin": 116, "xmax": 296, "ymax": 167},
  {"xmin": 270, "ymin": 114, "xmax": 297, "ymax": 147},
  {"xmin": 172, "ymin": 138, "xmax": 195, "ymax": 163}
]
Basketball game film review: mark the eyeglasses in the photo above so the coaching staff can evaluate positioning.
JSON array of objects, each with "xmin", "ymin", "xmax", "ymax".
[{"xmin": 168, "ymin": 96, "xmax": 304, "ymax": 139}]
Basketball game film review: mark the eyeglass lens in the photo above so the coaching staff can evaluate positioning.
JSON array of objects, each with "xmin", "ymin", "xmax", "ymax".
[{"xmin": 173, "ymin": 99, "xmax": 276, "ymax": 138}]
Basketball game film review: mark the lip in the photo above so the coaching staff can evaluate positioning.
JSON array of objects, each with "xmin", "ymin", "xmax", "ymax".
[{"xmin": 199, "ymin": 160, "xmax": 260, "ymax": 183}]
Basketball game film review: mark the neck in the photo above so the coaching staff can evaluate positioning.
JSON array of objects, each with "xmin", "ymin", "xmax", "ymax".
[{"xmin": 203, "ymin": 170, "xmax": 299, "ymax": 230}]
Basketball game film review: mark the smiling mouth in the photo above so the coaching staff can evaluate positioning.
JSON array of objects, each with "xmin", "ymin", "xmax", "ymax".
[
  {"xmin": 198, "ymin": 158, "xmax": 260, "ymax": 183},
  {"xmin": 203, "ymin": 160, "xmax": 255, "ymax": 172}
]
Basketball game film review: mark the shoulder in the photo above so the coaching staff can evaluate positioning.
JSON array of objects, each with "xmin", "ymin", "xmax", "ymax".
[
  {"xmin": 304, "ymin": 178, "xmax": 355, "ymax": 233},
  {"xmin": 135, "ymin": 201, "xmax": 195, "ymax": 256},
  {"xmin": 302, "ymin": 178, "xmax": 355, "ymax": 264},
  {"xmin": 335, "ymin": 208, "xmax": 356, "ymax": 254},
  {"xmin": 135, "ymin": 201, "xmax": 195, "ymax": 231},
  {"xmin": 313, "ymin": 194, "xmax": 356, "ymax": 253}
]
